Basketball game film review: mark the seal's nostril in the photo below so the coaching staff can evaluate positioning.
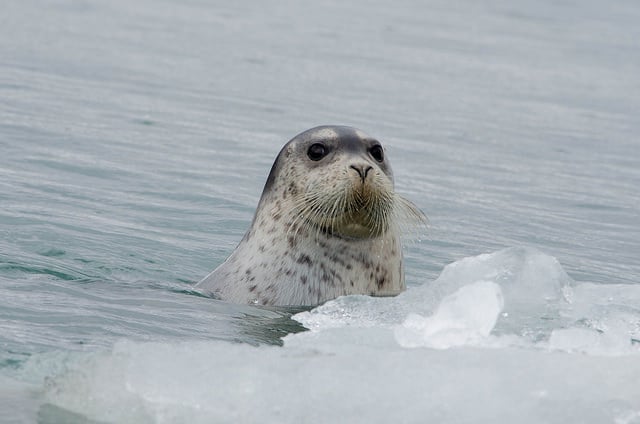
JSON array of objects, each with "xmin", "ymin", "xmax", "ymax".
[{"xmin": 350, "ymin": 165, "xmax": 373, "ymax": 181}]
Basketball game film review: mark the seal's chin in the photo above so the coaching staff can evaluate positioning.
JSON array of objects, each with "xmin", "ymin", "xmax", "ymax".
[
  {"xmin": 318, "ymin": 195, "xmax": 392, "ymax": 239},
  {"xmin": 331, "ymin": 221, "xmax": 382, "ymax": 239}
]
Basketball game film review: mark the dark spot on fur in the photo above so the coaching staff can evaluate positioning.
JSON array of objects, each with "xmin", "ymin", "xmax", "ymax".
[
  {"xmin": 376, "ymin": 276, "xmax": 386, "ymax": 289},
  {"xmin": 288, "ymin": 181, "xmax": 298, "ymax": 196},
  {"xmin": 346, "ymin": 264, "xmax": 352, "ymax": 270},
  {"xmin": 259, "ymin": 245, "xmax": 266, "ymax": 252},
  {"xmin": 329, "ymin": 268, "xmax": 343, "ymax": 284},
  {"xmin": 329, "ymin": 254, "xmax": 346, "ymax": 267},
  {"xmin": 288, "ymin": 235, "xmax": 297, "ymax": 248},
  {"xmin": 300, "ymin": 275, "xmax": 308, "ymax": 285},
  {"xmin": 249, "ymin": 285, "xmax": 257, "ymax": 292},
  {"xmin": 297, "ymin": 254, "xmax": 312, "ymax": 266},
  {"xmin": 350, "ymin": 280, "xmax": 355, "ymax": 287}
]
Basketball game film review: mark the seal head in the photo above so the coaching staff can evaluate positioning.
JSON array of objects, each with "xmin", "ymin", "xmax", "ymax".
[{"xmin": 197, "ymin": 125, "xmax": 426, "ymax": 306}]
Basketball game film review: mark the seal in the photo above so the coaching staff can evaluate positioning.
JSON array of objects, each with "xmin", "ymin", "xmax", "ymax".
[{"xmin": 196, "ymin": 125, "xmax": 426, "ymax": 306}]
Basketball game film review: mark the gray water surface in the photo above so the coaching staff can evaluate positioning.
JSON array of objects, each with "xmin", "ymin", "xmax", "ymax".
[{"xmin": 1, "ymin": 0, "xmax": 639, "ymax": 422}]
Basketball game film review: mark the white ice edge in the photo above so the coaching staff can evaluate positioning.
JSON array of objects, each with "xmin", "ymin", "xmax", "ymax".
[{"xmin": 15, "ymin": 247, "xmax": 640, "ymax": 423}]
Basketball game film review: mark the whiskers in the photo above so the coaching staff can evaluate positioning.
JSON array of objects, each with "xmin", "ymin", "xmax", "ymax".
[
  {"xmin": 284, "ymin": 175, "xmax": 425, "ymax": 242},
  {"xmin": 390, "ymin": 195, "xmax": 429, "ymax": 243},
  {"xmin": 288, "ymin": 186, "xmax": 349, "ymax": 241}
]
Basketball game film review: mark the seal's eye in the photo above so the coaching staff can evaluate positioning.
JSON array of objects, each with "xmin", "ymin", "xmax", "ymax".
[
  {"xmin": 369, "ymin": 145, "xmax": 384, "ymax": 162},
  {"xmin": 307, "ymin": 143, "xmax": 327, "ymax": 161}
]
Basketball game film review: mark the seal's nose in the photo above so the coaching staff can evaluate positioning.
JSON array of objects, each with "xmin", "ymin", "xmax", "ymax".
[{"xmin": 350, "ymin": 164, "xmax": 373, "ymax": 182}]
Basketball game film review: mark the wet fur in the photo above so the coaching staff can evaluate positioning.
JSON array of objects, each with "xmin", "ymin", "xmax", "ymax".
[{"xmin": 197, "ymin": 126, "xmax": 426, "ymax": 306}]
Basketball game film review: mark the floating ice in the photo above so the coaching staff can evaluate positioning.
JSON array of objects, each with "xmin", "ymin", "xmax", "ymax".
[
  {"xmin": 550, "ymin": 282, "xmax": 640, "ymax": 356},
  {"xmin": 548, "ymin": 328, "xmax": 635, "ymax": 356},
  {"xmin": 20, "ymin": 248, "xmax": 640, "ymax": 423},
  {"xmin": 395, "ymin": 281, "xmax": 504, "ymax": 349},
  {"xmin": 296, "ymin": 246, "xmax": 571, "ymax": 341}
]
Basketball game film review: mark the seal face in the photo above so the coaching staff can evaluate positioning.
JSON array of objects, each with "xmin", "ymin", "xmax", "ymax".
[{"xmin": 196, "ymin": 125, "xmax": 426, "ymax": 306}]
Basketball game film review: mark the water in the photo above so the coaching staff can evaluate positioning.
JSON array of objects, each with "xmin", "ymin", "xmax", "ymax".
[{"xmin": 1, "ymin": 0, "xmax": 639, "ymax": 422}]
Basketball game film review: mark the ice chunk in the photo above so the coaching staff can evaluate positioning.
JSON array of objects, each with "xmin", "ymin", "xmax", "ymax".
[
  {"xmin": 35, "ymin": 337, "xmax": 640, "ymax": 424},
  {"xmin": 395, "ymin": 281, "xmax": 503, "ymax": 348},
  {"xmin": 292, "ymin": 294, "xmax": 406, "ymax": 331},
  {"xmin": 425, "ymin": 247, "xmax": 571, "ymax": 334},
  {"xmin": 24, "ymin": 248, "xmax": 640, "ymax": 423},
  {"xmin": 550, "ymin": 282, "xmax": 640, "ymax": 355},
  {"xmin": 0, "ymin": 376, "xmax": 39, "ymax": 424},
  {"xmin": 548, "ymin": 328, "xmax": 637, "ymax": 356},
  {"xmin": 562, "ymin": 283, "xmax": 640, "ymax": 339},
  {"xmin": 296, "ymin": 247, "xmax": 572, "ymax": 341}
]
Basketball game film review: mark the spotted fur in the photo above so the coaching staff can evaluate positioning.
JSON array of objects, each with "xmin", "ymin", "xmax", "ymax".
[{"xmin": 196, "ymin": 126, "xmax": 426, "ymax": 306}]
